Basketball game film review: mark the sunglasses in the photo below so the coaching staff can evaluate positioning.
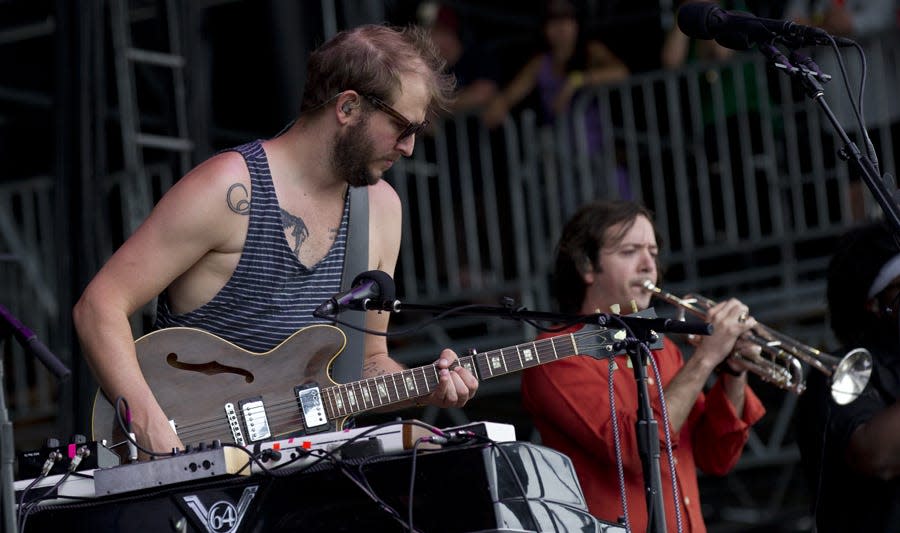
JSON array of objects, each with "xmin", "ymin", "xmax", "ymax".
[{"xmin": 362, "ymin": 94, "xmax": 429, "ymax": 142}]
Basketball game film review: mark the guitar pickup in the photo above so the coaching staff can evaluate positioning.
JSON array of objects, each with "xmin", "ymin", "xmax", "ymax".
[
  {"xmin": 237, "ymin": 397, "xmax": 271, "ymax": 443},
  {"xmin": 295, "ymin": 384, "xmax": 329, "ymax": 434},
  {"xmin": 224, "ymin": 403, "xmax": 246, "ymax": 446}
]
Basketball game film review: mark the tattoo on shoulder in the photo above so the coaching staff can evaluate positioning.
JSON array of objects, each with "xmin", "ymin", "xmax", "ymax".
[
  {"xmin": 281, "ymin": 208, "xmax": 310, "ymax": 255},
  {"xmin": 227, "ymin": 183, "xmax": 251, "ymax": 215}
]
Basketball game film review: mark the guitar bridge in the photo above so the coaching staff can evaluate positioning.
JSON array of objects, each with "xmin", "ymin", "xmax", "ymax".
[
  {"xmin": 237, "ymin": 397, "xmax": 271, "ymax": 442},
  {"xmin": 295, "ymin": 384, "xmax": 329, "ymax": 434}
]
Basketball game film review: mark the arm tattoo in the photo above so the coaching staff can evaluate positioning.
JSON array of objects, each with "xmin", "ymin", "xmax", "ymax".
[
  {"xmin": 363, "ymin": 360, "xmax": 388, "ymax": 376},
  {"xmin": 226, "ymin": 183, "xmax": 251, "ymax": 215},
  {"xmin": 280, "ymin": 208, "xmax": 310, "ymax": 255}
]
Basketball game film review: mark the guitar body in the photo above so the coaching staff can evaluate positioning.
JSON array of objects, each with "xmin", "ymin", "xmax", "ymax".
[{"xmin": 92, "ymin": 325, "xmax": 347, "ymax": 456}]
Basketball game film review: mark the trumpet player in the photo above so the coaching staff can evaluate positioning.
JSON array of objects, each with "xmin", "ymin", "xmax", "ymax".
[
  {"xmin": 521, "ymin": 200, "xmax": 766, "ymax": 533},
  {"xmin": 796, "ymin": 221, "xmax": 900, "ymax": 532}
]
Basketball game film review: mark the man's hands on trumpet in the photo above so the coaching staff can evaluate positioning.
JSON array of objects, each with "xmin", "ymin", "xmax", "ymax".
[
  {"xmin": 687, "ymin": 298, "xmax": 762, "ymax": 376},
  {"xmin": 682, "ymin": 297, "xmax": 760, "ymax": 417}
]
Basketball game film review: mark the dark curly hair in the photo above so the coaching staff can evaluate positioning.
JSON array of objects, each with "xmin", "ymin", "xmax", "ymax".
[
  {"xmin": 553, "ymin": 201, "xmax": 659, "ymax": 313},
  {"xmin": 827, "ymin": 221, "xmax": 900, "ymax": 346}
]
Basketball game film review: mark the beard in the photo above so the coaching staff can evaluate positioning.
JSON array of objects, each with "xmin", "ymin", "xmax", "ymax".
[{"xmin": 332, "ymin": 113, "xmax": 378, "ymax": 187}]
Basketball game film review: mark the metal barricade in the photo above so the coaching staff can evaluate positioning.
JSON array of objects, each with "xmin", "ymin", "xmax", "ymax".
[{"xmin": 0, "ymin": 177, "xmax": 61, "ymax": 422}]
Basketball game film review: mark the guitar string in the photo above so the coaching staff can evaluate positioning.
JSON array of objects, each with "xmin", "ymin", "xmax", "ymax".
[
  {"xmin": 174, "ymin": 357, "xmax": 469, "ymax": 442},
  {"xmin": 173, "ymin": 339, "xmax": 605, "ymax": 445},
  {"xmin": 171, "ymin": 364, "xmax": 446, "ymax": 442},
  {"xmin": 168, "ymin": 330, "xmax": 609, "ymax": 444},
  {"xmin": 171, "ymin": 336, "xmax": 607, "ymax": 443}
]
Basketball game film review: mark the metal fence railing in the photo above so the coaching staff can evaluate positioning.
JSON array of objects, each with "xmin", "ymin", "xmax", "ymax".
[
  {"xmin": 0, "ymin": 177, "xmax": 62, "ymax": 423},
  {"xmin": 387, "ymin": 31, "xmax": 900, "ymax": 372},
  {"xmin": 2, "ymin": 25, "xmax": 898, "ymax": 529}
]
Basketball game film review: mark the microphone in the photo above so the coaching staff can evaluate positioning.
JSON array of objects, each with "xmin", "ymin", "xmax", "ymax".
[
  {"xmin": 315, "ymin": 270, "xmax": 397, "ymax": 316},
  {"xmin": 614, "ymin": 315, "xmax": 714, "ymax": 337},
  {"xmin": 677, "ymin": 2, "xmax": 853, "ymax": 50},
  {"xmin": 0, "ymin": 304, "xmax": 71, "ymax": 380}
]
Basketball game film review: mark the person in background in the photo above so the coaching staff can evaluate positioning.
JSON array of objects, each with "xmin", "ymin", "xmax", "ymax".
[
  {"xmin": 521, "ymin": 200, "xmax": 766, "ymax": 532},
  {"xmin": 796, "ymin": 221, "xmax": 900, "ymax": 532},
  {"xmin": 483, "ymin": 0, "xmax": 631, "ymax": 198},
  {"xmin": 481, "ymin": 0, "xmax": 629, "ymax": 131},
  {"xmin": 422, "ymin": 2, "xmax": 500, "ymax": 114}
]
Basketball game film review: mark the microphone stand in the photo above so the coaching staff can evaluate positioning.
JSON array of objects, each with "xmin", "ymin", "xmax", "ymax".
[
  {"xmin": 619, "ymin": 319, "xmax": 668, "ymax": 533},
  {"xmin": 0, "ymin": 336, "xmax": 13, "ymax": 533},
  {"xmin": 760, "ymin": 42, "xmax": 900, "ymax": 235},
  {"xmin": 0, "ymin": 306, "xmax": 71, "ymax": 533},
  {"xmin": 331, "ymin": 299, "xmax": 711, "ymax": 533},
  {"xmin": 354, "ymin": 299, "xmax": 712, "ymax": 338}
]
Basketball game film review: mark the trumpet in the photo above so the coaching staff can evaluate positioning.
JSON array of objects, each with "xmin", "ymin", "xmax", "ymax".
[{"xmin": 642, "ymin": 280, "xmax": 873, "ymax": 405}]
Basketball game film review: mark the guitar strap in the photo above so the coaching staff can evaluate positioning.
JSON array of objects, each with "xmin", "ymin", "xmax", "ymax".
[{"xmin": 330, "ymin": 185, "xmax": 369, "ymax": 384}]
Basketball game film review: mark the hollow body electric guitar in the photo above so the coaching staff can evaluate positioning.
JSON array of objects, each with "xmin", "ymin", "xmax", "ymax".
[{"xmin": 92, "ymin": 323, "xmax": 642, "ymax": 460}]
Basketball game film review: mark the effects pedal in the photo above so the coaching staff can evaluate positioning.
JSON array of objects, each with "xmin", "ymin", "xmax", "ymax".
[
  {"xmin": 17, "ymin": 436, "xmax": 119, "ymax": 480},
  {"xmin": 93, "ymin": 442, "xmax": 249, "ymax": 496}
]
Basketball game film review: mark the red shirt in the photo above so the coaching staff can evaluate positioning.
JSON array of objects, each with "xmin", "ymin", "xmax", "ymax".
[{"xmin": 521, "ymin": 325, "xmax": 766, "ymax": 533}]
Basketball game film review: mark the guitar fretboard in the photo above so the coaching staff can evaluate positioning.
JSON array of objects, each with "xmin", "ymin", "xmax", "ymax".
[{"xmin": 321, "ymin": 332, "xmax": 592, "ymax": 420}]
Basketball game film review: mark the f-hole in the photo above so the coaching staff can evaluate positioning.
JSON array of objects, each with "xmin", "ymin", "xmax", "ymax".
[{"xmin": 166, "ymin": 353, "xmax": 255, "ymax": 383}]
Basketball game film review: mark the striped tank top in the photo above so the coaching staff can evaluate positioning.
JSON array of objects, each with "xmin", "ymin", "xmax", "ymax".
[{"xmin": 155, "ymin": 140, "xmax": 349, "ymax": 352}]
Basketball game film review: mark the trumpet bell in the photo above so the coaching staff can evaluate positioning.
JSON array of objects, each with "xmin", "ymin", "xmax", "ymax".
[{"xmin": 830, "ymin": 347, "xmax": 873, "ymax": 405}]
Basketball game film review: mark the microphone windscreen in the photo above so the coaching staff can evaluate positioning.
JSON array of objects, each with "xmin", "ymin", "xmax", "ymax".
[
  {"xmin": 351, "ymin": 270, "xmax": 396, "ymax": 301},
  {"xmin": 677, "ymin": 2, "xmax": 720, "ymax": 40}
]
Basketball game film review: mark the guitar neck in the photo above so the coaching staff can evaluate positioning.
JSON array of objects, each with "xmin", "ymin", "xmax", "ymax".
[{"xmin": 323, "ymin": 333, "xmax": 581, "ymax": 421}]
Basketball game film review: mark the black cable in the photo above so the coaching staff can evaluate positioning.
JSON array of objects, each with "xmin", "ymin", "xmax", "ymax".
[
  {"xmin": 484, "ymin": 439, "xmax": 542, "ymax": 531},
  {"xmin": 314, "ymin": 303, "xmax": 511, "ymax": 338},
  {"xmin": 16, "ymin": 469, "xmax": 49, "ymax": 529},
  {"xmin": 222, "ymin": 439, "xmax": 348, "ymax": 479},
  {"xmin": 343, "ymin": 420, "xmax": 466, "ymax": 532},
  {"xmin": 18, "ymin": 470, "xmax": 74, "ymax": 533},
  {"xmin": 605, "ymin": 313, "xmax": 643, "ymax": 532},
  {"xmin": 326, "ymin": 419, "xmax": 445, "ymax": 454},
  {"xmin": 266, "ymin": 447, "xmax": 342, "ymax": 477},
  {"xmin": 18, "ymin": 444, "xmax": 93, "ymax": 533},
  {"xmin": 336, "ymin": 461, "xmax": 417, "ymax": 532},
  {"xmin": 522, "ymin": 314, "xmax": 598, "ymax": 333},
  {"xmin": 218, "ymin": 442, "xmax": 274, "ymax": 477},
  {"xmin": 16, "ymin": 450, "xmax": 63, "ymax": 523},
  {"xmin": 826, "ymin": 35, "xmax": 879, "ymax": 172},
  {"xmin": 113, "ymin": 396, "xmax": 178, "ymax": 459},
  {"xmin": 255, "ymin": 419, "xmax": 446, "ymax": 478},
  {"xmin": 610, "ymin": 314, "xmax": 683, "ymax": 533},
  {"xmin": 847, "ymin": 40, "xmax": 877, "ymax": 172},
  {"xmin": 604, "ymin": 314, "xmax": 663, "ymax": 533},
  {"xmin": 406, "ymin": 438, "xmax": 428, "ymax": 533}
]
